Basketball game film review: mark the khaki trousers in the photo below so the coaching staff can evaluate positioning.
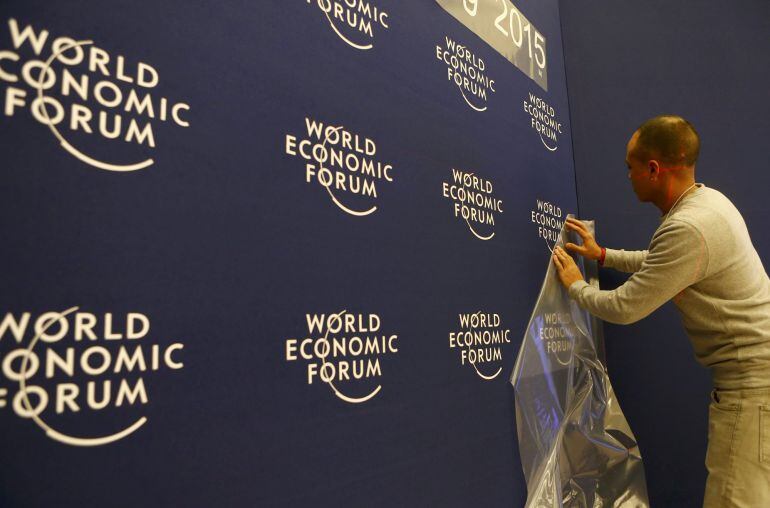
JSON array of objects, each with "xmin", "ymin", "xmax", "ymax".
[{"xmin": 703, "ymin": 387, "xmax": 770, "ymax": 507}]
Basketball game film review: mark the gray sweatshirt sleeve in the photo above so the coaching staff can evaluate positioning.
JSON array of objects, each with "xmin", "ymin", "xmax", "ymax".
[
  {"xmin": 568, "ymin": 219, "xmax": 709, "ymax": 325},
  {"xmin": 603, "ymin": 248, "xmax": 648, "ymax": 273}
]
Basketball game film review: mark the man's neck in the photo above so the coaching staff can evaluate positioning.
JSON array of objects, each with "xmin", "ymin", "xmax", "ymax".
[{"xmin": 657, "ymin": 179, "xmax": 697, "ymax": 215}]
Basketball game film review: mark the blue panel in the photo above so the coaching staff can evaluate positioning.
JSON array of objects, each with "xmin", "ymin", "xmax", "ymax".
[{"xmin": 0, "ymin": 1, "xmax": 578, "ymax": 506}]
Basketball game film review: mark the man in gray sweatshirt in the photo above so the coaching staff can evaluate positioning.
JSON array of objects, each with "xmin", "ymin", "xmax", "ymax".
[{"xmin": 551, "ymin": 115, "xmax": 770, "ymax": 508}]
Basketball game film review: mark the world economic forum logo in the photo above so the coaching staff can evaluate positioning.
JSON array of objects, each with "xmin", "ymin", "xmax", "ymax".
[
  {"xmin": 0, "ymin": 307, "xmax": 185, "ymax": 446},
  {"xmin": 285, "ymin": 116, "xmax": 394, "ymax": 217},
  {"xmin": 523, "ymin": 91, "xmax": 562, "ymax": 152},
  {"xmin": 448, "ymin": 312, "xmax": 511, "ymax": 381},
  {"xmin": 0, "ymin": 18, "xmax": 191, "ymax": 172},
  {"xmin": 306, "ymin": 0, "xmax": 390, "ymax": 50},
  {"xmin": 285, "ymin": 311, "xmax": 398, "ymax": 404},
  {"xmin": 435, "ymin": 36, "xmax": 496, "ymax": 112},
  {"xmin": 441, "ymin": 167, "xmax": 503, "ymax": 240}
]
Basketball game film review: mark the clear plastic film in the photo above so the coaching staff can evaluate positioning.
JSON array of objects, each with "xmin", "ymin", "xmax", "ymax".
[{"xmin": 511, "ymin": 217, "xmax": 649, "ymax": 507}]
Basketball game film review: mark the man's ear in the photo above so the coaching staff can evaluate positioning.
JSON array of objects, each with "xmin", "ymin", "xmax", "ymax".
[{"xmin": 648, "ymin": 160, "xmax": 660, "ymax": 181}]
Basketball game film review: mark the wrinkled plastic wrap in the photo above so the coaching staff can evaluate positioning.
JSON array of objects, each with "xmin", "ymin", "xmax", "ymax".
[{"xmin": 511, "ymin": 218, "xmax": 649, "ymax": 507}]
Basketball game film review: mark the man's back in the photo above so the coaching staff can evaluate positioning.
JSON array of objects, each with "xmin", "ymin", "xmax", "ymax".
[
  {"xmin": 669, "ymin": 185, "xmax": 770, "ymax": 388},
  {"xmin": 568, "ymin": 184, "xmax": 770, "ymax": 389}
]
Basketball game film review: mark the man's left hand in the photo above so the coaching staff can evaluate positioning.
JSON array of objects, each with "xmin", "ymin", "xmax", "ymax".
[{"xmin": 552, "ymin": 246, "xmax": 584, "ymax": 289}]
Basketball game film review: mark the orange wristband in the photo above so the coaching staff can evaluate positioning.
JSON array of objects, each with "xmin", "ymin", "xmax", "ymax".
[{"xmin": 599, "ymin": 247, "xmax": 606, "ymax": 266}]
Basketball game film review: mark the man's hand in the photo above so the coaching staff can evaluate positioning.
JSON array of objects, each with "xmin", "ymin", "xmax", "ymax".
[
  {"xmin": 564, "ymin": 217, "xmax": 602, "ymax": 260},
  {"xmin": 553, "ymin": 246, "xmax": 584, "ymax": 289}
]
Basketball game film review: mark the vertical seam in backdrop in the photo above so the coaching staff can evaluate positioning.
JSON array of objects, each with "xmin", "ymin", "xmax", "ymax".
[{"xmin": 557, "ymin": 1, "xmax": 582, "ymax": 221}]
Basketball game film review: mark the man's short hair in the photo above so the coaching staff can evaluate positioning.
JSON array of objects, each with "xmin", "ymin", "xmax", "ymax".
[{"xmin": 633, "ymin": 115, "xmax": 700, "ymax": 167}]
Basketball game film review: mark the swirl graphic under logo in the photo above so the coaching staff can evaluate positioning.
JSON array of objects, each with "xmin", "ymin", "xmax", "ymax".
[
  {"xmin": 18, "ymin": 306, "xmax": 148, "ymax": 446},
  {"xmin": 458, "ymin": 172, "xmax": 495, "ymax": 240},
  {"xmin": 466, "ymin": 311, "xmax": 503, "ymax": 381},
  {"xmin": 37, "ymin": 40, "xmax": 155, "ymax": 172},
  {"xmin": 538, "ymin": 132, "xmax": 558, "ymax": 152},
  {"xmin": 318, "ymin": 310, "xmax": 382, "ymax": 403},
  {"xmin": 465, "ymin": 217, "xmax": 495, "ymax": 241},
  {"xmin": 317, "ymin": 1, "xmax": 374, "ymax": 51},
  {"xmin": 458, "ymin": 85, "xmax": 487, "ymax": 112},
  {"xmin": 320, "ymin": 126, "xmax": 378, "ymax": 217}
]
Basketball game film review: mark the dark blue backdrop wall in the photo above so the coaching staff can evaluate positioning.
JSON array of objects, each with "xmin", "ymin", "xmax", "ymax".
[
  {"xmin": 2, "ymin": 1, "xmax": 766, "ymax": 506},
  {"xmin": 560, "ymin": 1, "xmax": 770, "ymax": 506},
  {"xmin": 0, "ymin": 1, "xmax": 578, "ymax": 507}
]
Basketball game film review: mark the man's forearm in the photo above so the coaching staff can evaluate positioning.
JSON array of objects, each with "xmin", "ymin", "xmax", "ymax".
[
  {"xmin": 603, "ymin": 248, "xmax": 648, "ymax": 273},
  {"xmin": 568, "ymin": 281, "xmax": 642, "ymax": 324},
  {"xmin": 568, "ymin": 220, "xmax": 709, "ymax": 325}
]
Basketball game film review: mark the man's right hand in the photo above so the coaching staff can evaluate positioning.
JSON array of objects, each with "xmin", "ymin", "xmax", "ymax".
[{"xmin": 564, "ymin": 217, "xmax": 603, "ymax": 260}]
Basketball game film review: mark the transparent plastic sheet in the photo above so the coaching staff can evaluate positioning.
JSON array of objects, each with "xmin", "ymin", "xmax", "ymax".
[{"xmin": 511, "ymin": 218, "xmax": 650, "ymax": 507}]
